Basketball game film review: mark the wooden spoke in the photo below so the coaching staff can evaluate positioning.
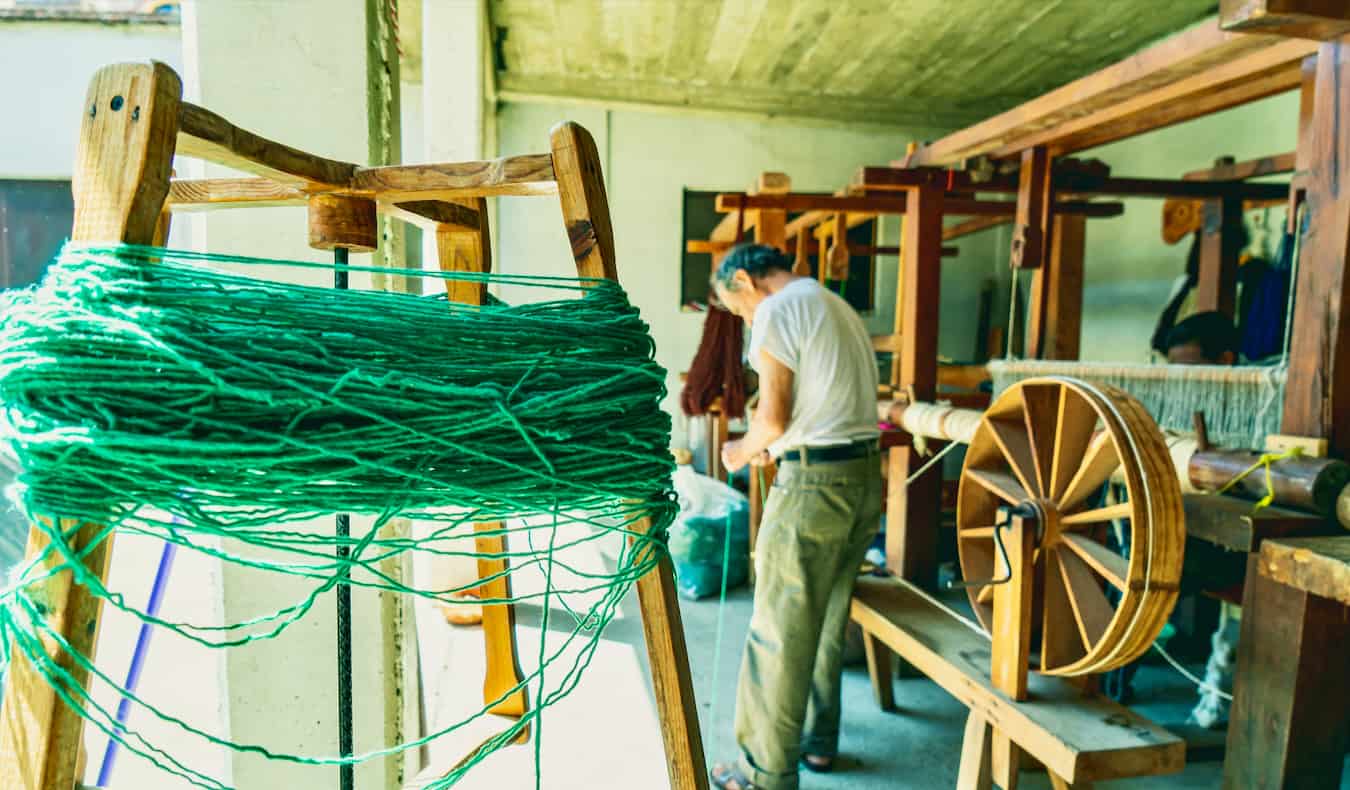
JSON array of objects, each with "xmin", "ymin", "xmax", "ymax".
[
  {"xmin": 1049, "ymin": 386, "xmax": 1099, "ymax": 502},
  {"xmin": 987, "ymin": 417, "xmax": 1041, "ymax": 499},
  {"xmin": 1059, "ymin": 533, "xmax": 1128, "ymax": 590},
  {"xmin": 965, "ymin": 468, "xmax": 1030, "ymax": 505},
  {"xmin": 1021, "ymin": 382, "xmax": 1061, "ymax": 498},
  {"xmin": 1042, "ymin": 548, "xmax": 1088, "ymax": 668},
  {"xmin": 977, "ymin": 583, "xmax": 995, "ymax": 605},
  {"xmin": 1061, "ymin": 501, "xmax": 1132, "ymax": 527},
  {"xmin": 1057, "ymin": 430, "xmax": 1120, "ymax": 511},
  {"xmin": 961, "ymin": 526, "xmax": 997, "ymax": 539},
  {"xmin": 1056, "ymin": 547, "xmax": 1115, "ymax": 651}
]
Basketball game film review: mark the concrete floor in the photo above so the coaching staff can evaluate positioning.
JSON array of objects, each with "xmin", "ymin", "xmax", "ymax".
[
  {"xmin": 677, "ymin": 586, "xmax": 1226, "ymax": 790},
  {"xmin": 416, "ymin": 553, "xmax": 1234, "ymax": 789}
]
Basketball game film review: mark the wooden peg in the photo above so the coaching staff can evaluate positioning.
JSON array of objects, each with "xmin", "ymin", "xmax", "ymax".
[
  {"xmin": 826, "ymin": 213, "xmax": 850, "ymax": 281},
  {"xmin": 308, "ymin": 194, "xmax": 378, "ymax": 251},
  {"xmin": 793, "ymin": 231, "xmax": 811, "ymax": 276}
]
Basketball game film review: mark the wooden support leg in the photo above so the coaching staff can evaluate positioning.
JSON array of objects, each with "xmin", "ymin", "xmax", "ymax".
[
  {"xmin": 474, "ymin": 523, "xmax": 529, "ymax": 725},
  {"xmin": 991, "ymin": 734, "xmax": 1022, "ymax": 790},
  {"xmin": 552, "ymin": 120, "xmax": 708, "ymax": 790},
  {"xmin": 0, "ymin": 62, "xmax": 181, "ymax": 790},
  {"xmin": 632, "ymin": 525, "xmax": 711, "ymax": 790},
  {"xmin": 957, "ymin": 712, "xmax": 993, "ymax": 790},
  {"xmin": 1224, "ymin": 555, "xmax": 1350, "ymax": 788},
  {"xmin": 747, "ymin": 460, "xmax": 775, "ymax": 586},
  {"xmin": 861, "ymin": 630, "xmax": 896, "ymax": 711},
  {"xmin": 1194, "ymin": 195, "xmax": 1243, "ymax": 319}
]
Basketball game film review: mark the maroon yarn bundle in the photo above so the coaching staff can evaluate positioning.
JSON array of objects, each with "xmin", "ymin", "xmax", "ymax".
[{"xmin": 680, "ymin": 306, "xmax": 747, "ymax": 419}]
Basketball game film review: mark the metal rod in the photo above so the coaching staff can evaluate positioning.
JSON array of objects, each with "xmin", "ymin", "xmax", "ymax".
[{"xmin": 334, "ymin": 245, "xmax": 354, "ymax": 790}]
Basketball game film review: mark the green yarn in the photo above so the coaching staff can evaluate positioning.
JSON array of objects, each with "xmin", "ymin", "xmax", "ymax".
[{"xmin": 0, "ymin": 243, "xmax": 677, "ymax": 788}]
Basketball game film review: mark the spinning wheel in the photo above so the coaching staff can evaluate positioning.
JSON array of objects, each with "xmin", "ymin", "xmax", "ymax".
[{"xmin": 956, "ymin": 377, "xmax": 1184, "ymax": 680}]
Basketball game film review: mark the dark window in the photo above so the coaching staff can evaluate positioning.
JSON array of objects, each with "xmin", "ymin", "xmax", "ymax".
[
  {"xmin": 0, "ymin": 179, "xmax": 74, "ymax": 289},
  {"xmin": 680, "ymin": 189, "xmax": 722, "ymax": 310},
  {"xmin": 679, "ymin": 188, "xmax": 877, "ymax": 312}
]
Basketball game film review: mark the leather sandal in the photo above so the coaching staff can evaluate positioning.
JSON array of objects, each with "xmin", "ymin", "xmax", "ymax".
[
  {"xmin": 710, "ymin": 763, "xmax": 759, "ymax": 790},
  {"xmin": 800, "ymin": 754, "xmax": 834, "ymax": 773}
]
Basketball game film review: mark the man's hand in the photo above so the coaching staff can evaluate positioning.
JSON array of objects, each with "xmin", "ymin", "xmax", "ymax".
[
  {"xmin": 723, "ymin": 441, "xmax": 772, "ymax": 474},
  {"xmin": 721, "ymin": 440, "xmax": 748, "ymax": 474}
]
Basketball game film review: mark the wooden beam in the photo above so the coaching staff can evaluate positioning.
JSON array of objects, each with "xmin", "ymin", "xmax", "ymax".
[
  {"xmin": 1194, "ymin": 196, "xmax": 1245, "ymax": 318},
  {"xmin": 383, "ymin": 200, "xmax": 481, "ymax": 231},
  {"xmin": 1261, "ymin": 536, "xmax": 1350, "ymax": 606},
  {"xmin": 1011, "ymin": 146, "xmax": 1052, "ymax": 270},
  {"xmin": 176, "ymin": 101, "xmax": 357, "ymax": 188},
  {"xmin": 1222, "ymin": 0, "xmax": 1350, "ymax": 40},
  {"xmin": 167, "ymin": 177, "xmax": 306, "ymax": 210},
  {"xmin": 910, "ymin": 25, "xmax": 1315, "ymax": 166},
  {"xmin": 1057, "ymin": 174, "xmax": 1290, "ymax": 200},
  {"xmin": 944, "ymin": 215, "xmax": 1011, "ymax": 241},
  {"xmin": 1, "ymin": 61, "xmax": 181, "ymax": 790},
  {"xmin": 854, "ymin": 165, "xmax": 1018, "ymax": 194},
  {"xmin": 552, "ymin": 121, "xmax": 707, "ymax": 790},
  {"xmin": 351, "ymin": 154, "xmax": 558, "ymax": 201},
  {"xmin": 1281, "ymin": 38, "xmax": 1350, "ymax": 457},
  {"xmin": 851, "ymin": 578, "xmax": 1185, "ymax": 783},
  {"xmin": 889, "ymin": 186, "xmax": 944, "ymax": 588},
  {"xmin": 1027, "ymin": 214, "xmax": 1086, "ymax": 360},
  {"xmin": 1184, "ymin": 151, "xmax": 1297, "ymax": 180}
]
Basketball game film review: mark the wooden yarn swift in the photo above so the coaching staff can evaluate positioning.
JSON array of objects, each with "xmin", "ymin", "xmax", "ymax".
[{"xmin": 0, "ymin": 61, "xmax": 707, "ymax": 790}]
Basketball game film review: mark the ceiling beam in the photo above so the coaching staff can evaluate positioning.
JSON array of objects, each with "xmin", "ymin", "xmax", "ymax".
[
  {"xmin": 908, "ymin": 23, "xmax": 1317, "ymax": 166},
  {"xmin": 1221, "ymin": 0, "xmax": 1350, "ymax": 40}
]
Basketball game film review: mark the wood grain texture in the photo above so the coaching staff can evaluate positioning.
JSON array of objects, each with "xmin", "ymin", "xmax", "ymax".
[
  {"xmin": 1260, "ymin": 536, "xmax": 1350, "ymax": 604},
  {"xmin": 1011, "ymin": 146, "xmax": 1052, "ymax": 270},
  {"xmin": 1222, "ymin": 0, "xmax": 1350, "ymax": 40},
  {"xmin": 850, "ymin": 578, "xmax": 1184, "ymax": 783},
  {"xmin": 1281, "ymin": 38, "xmax": 1350, "ymax": 457},
  {"xmin": 307, "ymin": 194, "xmax": 378, "ymax": 252},
  {"xmin": 167, "ymin": 177, "xmax": 306, "ymax": 210},
  {"xmin": 177, "ymin": 101, "xmax": 356, "ymax": 188},
  {"xmin": 352, "ymin": 154, "xmax": 558, "ymax": 201},
  {"xmin": 1225, "ymin": 553, "xmax": 1350, "ymax": 788},
  {"xmin": 911, "ymin": 24, "xmax": 1315, "ymax": 165},
  {"xmin": 861, "ymin": 630, "xmax": 895, "ymax": 712},
  {"xmin": 1027, "ymin": 214, "xmax": 1085, "ymax": 360},
  {"xmin": 550, "ymin": 123, "xmax": 616, "ymax": 281},
  {"xmin": 0, "ymin": 60, "xmax": 182, "ymax": 790}
]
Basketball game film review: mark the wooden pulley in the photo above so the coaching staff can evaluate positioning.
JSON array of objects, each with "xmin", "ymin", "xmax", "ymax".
[
  {"xmin": 956, "ymin": 377, "xmax": 1184, "ymax": 678},
  {"xmin": 308, "ymin": 193, "xmax": 378, "ymax": 252}
]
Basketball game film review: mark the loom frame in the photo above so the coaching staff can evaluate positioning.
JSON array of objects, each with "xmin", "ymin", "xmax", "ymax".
[{"xmin": 0, "ymin": 61, "xmax": 708, "ymax": 790}]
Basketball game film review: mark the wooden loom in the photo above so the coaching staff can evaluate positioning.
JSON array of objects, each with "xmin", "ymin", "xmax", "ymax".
[
  {"xmin": 858, "ymin": 11, "xmax": 1350, "ymax": 789},
  {"xmin": 855, "ymin": 377, "xmax": 1187, "ymax": 790},
  {"xmin": 0, "ymin": 61, "xmax": 707, "ymax": 790}
]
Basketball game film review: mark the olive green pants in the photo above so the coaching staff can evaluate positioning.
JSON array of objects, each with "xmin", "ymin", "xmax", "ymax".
[{"xmin": 734, "ymin": 451, "xmax": 882, "ymax": 789}]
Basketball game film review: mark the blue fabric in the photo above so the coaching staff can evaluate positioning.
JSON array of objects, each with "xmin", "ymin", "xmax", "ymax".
[{"xmin": 1240, "ymin": 230, "xmax": 1294, "ymax": 362}]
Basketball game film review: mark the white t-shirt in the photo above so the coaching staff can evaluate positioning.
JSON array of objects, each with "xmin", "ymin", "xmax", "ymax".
[{"xmin": 748, "ymin": 278, "xmax": 880, "ymax": 459}]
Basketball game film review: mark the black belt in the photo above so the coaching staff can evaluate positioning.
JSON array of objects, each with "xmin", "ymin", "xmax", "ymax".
[{"xmin": 781, "ymin": 440, "xmax": 878, "ymax": 464}]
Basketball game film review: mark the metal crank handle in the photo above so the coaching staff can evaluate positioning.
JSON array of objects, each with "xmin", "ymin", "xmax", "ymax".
[{"xmin": 946, "ymin": 502, "xmax": 1035, "ymax": 590}]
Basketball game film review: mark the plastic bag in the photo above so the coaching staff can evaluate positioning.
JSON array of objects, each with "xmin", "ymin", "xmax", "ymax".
[{"xmin": 667, "ymin": 465, "xmax": 750, "ymax": 600}]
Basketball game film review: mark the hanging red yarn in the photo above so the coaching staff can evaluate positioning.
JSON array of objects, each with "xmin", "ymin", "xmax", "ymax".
[{"xmin": 680, "ymin": 306, "xmax": 747, "ymax": 420}]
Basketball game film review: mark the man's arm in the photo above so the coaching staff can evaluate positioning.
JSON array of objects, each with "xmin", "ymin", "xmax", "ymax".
[{"xmin": 722, "ymin": 349, "xmax": 793, "ymax": 474}]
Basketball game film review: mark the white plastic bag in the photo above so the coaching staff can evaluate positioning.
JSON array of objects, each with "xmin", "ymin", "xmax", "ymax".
[{"xmin": 673, "ymin": 464, "xmax": 747, "ymax": 521}]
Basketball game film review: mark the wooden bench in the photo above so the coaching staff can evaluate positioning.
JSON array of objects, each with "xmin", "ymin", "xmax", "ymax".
[
  {"xmin": 1224, "ymin": 536, "xmax": 1350, "ymax": 788},
  {"xmin": 851, "ymin": 576, "xmax": 1184, "ymax": 787}
]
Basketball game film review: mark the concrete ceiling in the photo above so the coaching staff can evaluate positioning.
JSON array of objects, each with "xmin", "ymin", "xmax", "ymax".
[{"xmin": 486, "ymin": 0, "xmax": 1220, "ymax": 129}]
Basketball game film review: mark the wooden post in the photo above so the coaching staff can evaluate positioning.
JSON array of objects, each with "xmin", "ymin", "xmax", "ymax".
[
  {"xmin": 429, "ymin": 196, "xmax": 531, "ymax": 725},
  {"xmin": 1010, "ymin": 146, "xmax": 1053, "ymax": 271},
  {"xmin": 887, "ymin": 186, "xmax": 944, "ymax": 588},
  {"xmin": 1281, "ymin": 38, "xmax": 1350, "ymax": 458},
  {"xmin": 990, "ymin": 514, "xmax": 1035, "ymax": 790},
  {"xmin": 752, "ymin": 172, "xmax": 789, "ymax": 252},
  {"xmin": 747, "ymin": 459, "xmax": 776, "ymax": 586},
  {"xmin": 1027, "ymin": 214, "xmax": 1085, "ymax": 360},
  {"xmin": 1194, "ymin": 195, "xmax": 1244, "ymax": 318},
  {"xmin": 1224, "ymin": 555, "xmax": 1350, "ymax": 787},
  {"xmin": 0, "ymin": 61, "xmax": 181, "ymax": 790},
  {"xmin": 551, "ymin": 121, "xmax": 709, "ymax": 790}
]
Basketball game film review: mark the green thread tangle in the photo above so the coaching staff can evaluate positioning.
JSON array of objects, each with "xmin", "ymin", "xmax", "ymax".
[{"xmin": 0, "ymin": 243, "xmax": 676, "ymax": 789}]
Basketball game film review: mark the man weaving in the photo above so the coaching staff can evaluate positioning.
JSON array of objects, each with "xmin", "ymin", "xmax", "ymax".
[{"xmin": 707, "ymin": 244, "xmax": 882, "ymax": 790}]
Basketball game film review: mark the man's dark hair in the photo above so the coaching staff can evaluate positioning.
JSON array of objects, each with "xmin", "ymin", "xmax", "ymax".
[
  {"xmin": 713, "ymin": 243, "xmax": 792, "ymax": 291},
  {"xmin": 1165, "ymin": 311, "xmax": 1239, "ymax": 361}
]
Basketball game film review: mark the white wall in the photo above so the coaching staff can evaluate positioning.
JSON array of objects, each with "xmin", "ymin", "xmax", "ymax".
[
  {"xmin": 0, "ymin": 20, "xmax": 181, "ymax": 180},
  {"xmin": 494, "ymin": 103, "xmax": 1004, "ymax": 440},
  {"xmin": 1074, "ymin": 91, "xmax": 1300, "ymax": 362}
]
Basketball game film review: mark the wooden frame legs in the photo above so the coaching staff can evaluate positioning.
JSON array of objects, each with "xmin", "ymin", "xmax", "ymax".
[{"xmin": 0, "ymin": 61, "xmax": 182, "ymax": 790}]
